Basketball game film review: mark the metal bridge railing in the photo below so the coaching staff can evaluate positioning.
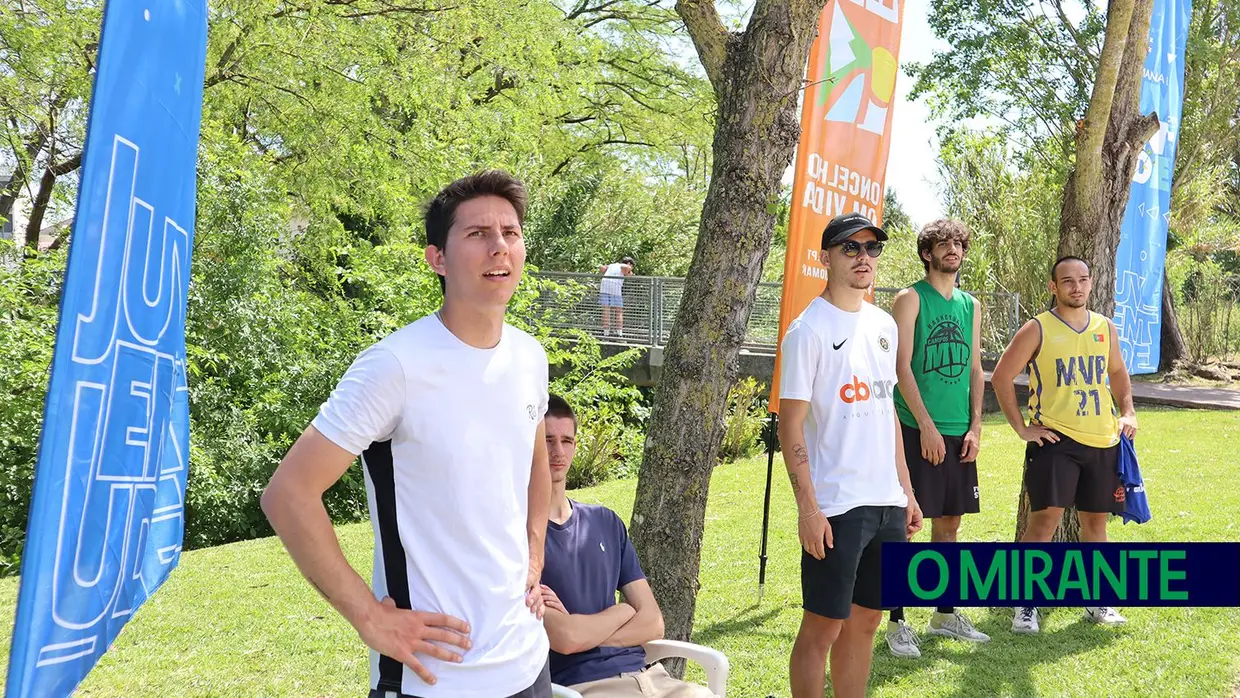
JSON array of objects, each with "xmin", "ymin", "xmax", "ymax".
[{"xmin": 531, "ymin": 271, "xmax": 1020, "ymax": 360}]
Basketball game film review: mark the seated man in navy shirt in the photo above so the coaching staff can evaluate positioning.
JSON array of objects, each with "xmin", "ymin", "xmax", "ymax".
[{"xmin": 540, "ymin": 395, "xmax": 714, "ymax": 698}]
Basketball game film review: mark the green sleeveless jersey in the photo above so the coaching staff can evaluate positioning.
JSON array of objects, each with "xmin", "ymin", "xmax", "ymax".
[{"xmin": 893, "ymin": 280, "xmax": 975, "ymax": 435}]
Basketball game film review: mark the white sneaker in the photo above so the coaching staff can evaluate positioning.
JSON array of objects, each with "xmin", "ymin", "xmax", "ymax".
[
  {"xmin": 1012, "ymin": 607, "xmax": 1039, "ymax": 634},
  {"xmin": 886, "ymin": 620, "xmax": 921, "ymax": 658},
  {"xmin": 927, "ymin": 611, "xmax": 991, "ymax": 642},
  {"xmin": 1084, "ymin": 607, "xmax": 1127, "ymax": 626}
]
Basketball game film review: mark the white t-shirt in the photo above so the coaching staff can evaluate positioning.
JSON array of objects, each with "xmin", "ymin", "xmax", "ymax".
[
  {"xmin": 600, "ymin": 263, "xmax": 625, "ymax": 296},
  {"xmin": 312, "ymin": 314, "xmax": 550, "ymax": 697},
  {"xmin": 779, "ymin": 297, "xmax": 908, "ymax": 517}
]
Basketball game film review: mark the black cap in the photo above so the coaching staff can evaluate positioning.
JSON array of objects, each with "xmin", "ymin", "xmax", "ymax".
[{"xmin": 821, "ymin": 212, "xmax": 887, "ymax": 249}]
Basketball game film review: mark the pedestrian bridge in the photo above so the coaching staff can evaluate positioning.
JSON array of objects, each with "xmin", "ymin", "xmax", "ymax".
[{"xmin": 530, "ymin": 271, "xmax": 1022, "ymax": 388}]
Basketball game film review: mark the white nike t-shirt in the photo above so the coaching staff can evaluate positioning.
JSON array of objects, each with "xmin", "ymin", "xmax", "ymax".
[
  {"xmin": 779, "ymin": 297, "xmax": 908, "ymax": 517},
  {"xmin": 312, "ymin": 314, "xmax": 550, "ymax": 697}
]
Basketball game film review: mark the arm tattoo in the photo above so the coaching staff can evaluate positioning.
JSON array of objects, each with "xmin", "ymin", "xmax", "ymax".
[{"xmin": 788, "ymin": 445, "xmax": 810, "ymax": 494}]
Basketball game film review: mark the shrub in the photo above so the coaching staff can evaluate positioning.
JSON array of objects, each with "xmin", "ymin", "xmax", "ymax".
[
  {"xmin": 718, "ymin": 377, "xmax": 769, "ymax": 463},
  {"xmin": 1171, "ymin": 255, "xmax": 1240, "ymax": 363},
  {"xmin": 535, "ymin": 306, "xmax": 647, "ymax": 488},
  {"xmin": 0, "ymin": 243, "xmax": 61, "ymax": 575}
]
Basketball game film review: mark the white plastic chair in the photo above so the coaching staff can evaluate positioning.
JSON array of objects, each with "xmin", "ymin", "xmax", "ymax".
[{"xmin": 551, "ymin": 638, "xmax": 730, "ymax": 698}]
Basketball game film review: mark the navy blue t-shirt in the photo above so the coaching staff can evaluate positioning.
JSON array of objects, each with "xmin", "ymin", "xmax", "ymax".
[{"xmin": 541, "ymin": 501, "xmax": 647, "ymax": 686}]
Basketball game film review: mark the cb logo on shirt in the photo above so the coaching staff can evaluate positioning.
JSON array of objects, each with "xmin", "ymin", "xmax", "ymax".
[{"xmin": 839, "ymin": 376, "xmax": 894, "ymax": 403}]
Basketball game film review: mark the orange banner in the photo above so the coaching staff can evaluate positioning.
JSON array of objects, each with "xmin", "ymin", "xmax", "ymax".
[{"xmin": 769, "ymin": 0, "xmax": 906, "ymax": 412}]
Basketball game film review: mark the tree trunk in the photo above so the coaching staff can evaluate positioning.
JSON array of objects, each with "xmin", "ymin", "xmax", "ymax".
[
  {"xmin": 23, "ymin": 153, "xmax": 81, "ymax": 252},
  {"xmin": 24, "ymin": 168, "xmax": 56, "ymax": 252},
  {"xmin": 1, "ymin": 165, "xmax": 29, "ymax": 231},
  {"xmin": 629, "ymin": 0, "xmax": 827, "ymax": 658},
  {"xmin": 1159, "ymin": 267, "xmax": 1188, "ymax": 371},
  {"xmin": 1024, "ymin": 0, "xmax": 1158, "ymax": 542},
  {"xmin": 1014, "ymin": 486, "xmax": 1082, "ymax": 542},
  {"xmin": 1057, "ymin": 0, "xmax": 1160, "ymax": 317},
  {"xmin": 2, "ymin": 92, "xmax": 68, "ymax": 228}
]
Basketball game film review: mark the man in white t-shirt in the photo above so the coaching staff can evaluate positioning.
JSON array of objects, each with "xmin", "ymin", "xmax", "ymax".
[
  {"xmin": 598, "ymin": 256, "xmax": 634, "ymax": 338},
  {"xmin": 778, "ymin": 212, "xmax": 924, "ymax": 698},
  {"xmin": 261, "ymin": 171, "xmax": 553, "ymax": 698}
]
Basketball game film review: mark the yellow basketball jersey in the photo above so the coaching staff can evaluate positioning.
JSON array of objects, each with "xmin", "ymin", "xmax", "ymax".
[{"xmin": 1026, "ymin": 310, "xmax": 1119, "ymax": 448}]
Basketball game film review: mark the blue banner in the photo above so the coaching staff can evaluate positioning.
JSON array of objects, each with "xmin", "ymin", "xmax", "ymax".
[
  {"xmin": 1113, "ymin": 0, "xmax": 1192, "ymax": 373},
  {"xmin": 6, "ymin": 1, "xmax": 207, "ymax": 695},
  {"xmin": 881, "ymin": 543, "xmax": 1240, "ymax": 608}
]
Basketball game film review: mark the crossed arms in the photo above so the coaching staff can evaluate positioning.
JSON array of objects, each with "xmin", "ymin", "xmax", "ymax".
[{"xmin": 541, "ymin": 578, "xmax": 665, "ymax": 655}]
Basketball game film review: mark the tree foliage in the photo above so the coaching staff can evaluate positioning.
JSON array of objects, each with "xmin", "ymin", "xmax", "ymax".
[
  {"xmin": 912, "ymin": 0, "xmax": 1240, "ymax": 251},
  {"xmin": 0, "ymin": 0, "xmax": 98, "ymax": 247},
  {"xmin": 938, "ymin": 132, "xmax": 1063, "ymax": 316},
  {"xmin": 907, "ymin": 0, "xmax": 1104, "ymax": 166},
  {"xmin": 1170, "ymin": 0, "xmax": 1240, "ymax": 252},
  {"xmin": 0, "ymin": 0, "xmax": 715, "ymax": 573}
]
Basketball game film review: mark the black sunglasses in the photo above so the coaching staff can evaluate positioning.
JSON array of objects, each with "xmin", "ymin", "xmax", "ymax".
[{"xmin": 835, "ymin": 240, "xmax": 884, "ymax": 258}]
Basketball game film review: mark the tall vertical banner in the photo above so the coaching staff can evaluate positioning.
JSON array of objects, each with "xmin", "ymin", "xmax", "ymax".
[
  {"xmin": 770, "ymin": 0, "xmax": 906, "ymax": 408},
  {"xmin": 6, "ymin": 1, "xmax": 207, "ymax": 695},
  {"xmin": 1113, "ymin": 0, "xmax": 1191, "ymax": 374}
]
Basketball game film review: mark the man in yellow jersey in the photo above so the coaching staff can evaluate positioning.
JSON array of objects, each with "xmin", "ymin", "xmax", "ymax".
[{"xmin": 992, "ymin": 256, "xmax": 1138, "ymax": 634}]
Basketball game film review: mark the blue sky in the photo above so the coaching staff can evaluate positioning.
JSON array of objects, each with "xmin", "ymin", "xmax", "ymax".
[
  {"xmin": 687, "ymin": 0, "xmax": 983, "ymax": 225},
  {"xmin": 884, "ymin": 0, "xmax": 951, "ymax": 225}
]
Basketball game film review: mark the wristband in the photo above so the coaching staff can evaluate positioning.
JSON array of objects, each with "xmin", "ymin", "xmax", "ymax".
[{"xmin": 798, "ymin": 509, "xmax": 821, "ymax": 521}]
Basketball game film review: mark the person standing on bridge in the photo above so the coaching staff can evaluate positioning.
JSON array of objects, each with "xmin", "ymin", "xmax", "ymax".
[
  {"xmin": 883, "ymin": 219, "xmax": 990, "ymax": 659},
  {"xmin": 992, "ymin": 255, "xmax": 1138, "ymax": 634},
  {"xmin": 778, "ymin": 212, "xmax": 923, "ymax": 698},
  {"xmin": 599, "ymin": 256, "xmax": 635, "ymax": 338}
]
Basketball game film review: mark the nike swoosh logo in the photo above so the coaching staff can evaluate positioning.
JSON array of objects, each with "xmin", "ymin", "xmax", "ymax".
[{"xmin": 833, "ymin": 339, "xmax": 847, "ymax": 350}]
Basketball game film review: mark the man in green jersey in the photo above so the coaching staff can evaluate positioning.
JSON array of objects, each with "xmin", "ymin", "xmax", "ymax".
[{"xmin": 884, "ymin": 219, "xmax": 990, "ymax": 657}]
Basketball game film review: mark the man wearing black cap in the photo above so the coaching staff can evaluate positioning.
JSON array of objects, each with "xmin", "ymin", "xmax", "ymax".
[{"xmin": 778, "ymin": 213, "xmax": 923, "ymax": 698}]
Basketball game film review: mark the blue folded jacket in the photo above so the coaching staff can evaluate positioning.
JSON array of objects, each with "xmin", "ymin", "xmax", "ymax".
[{"xmin": 1117, "ymin": 434, "xmax": 1152, "ymax": 525}]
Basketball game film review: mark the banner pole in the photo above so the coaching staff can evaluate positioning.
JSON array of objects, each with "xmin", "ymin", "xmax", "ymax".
[{"xmin": 758, "ymin": 411, "xmax": 778, "ymax": 603}]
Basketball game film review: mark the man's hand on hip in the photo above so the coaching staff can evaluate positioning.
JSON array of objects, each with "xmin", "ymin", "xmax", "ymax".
[
  {"xmin": 526, "ymin": 563, "xmax": 546, "ymax": 620},
  {"xmin": 357, "ymin": 597, "xmax": 471, "ymax": 687},
  {"xmin": 1019, "ymin": 425, "xmax": 1060, "ymax": 446}
]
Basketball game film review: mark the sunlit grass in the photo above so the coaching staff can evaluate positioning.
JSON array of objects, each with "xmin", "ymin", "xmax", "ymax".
[{"xmin": 1, "ymin": 409, "xmax": 1237, "ymax": 696}]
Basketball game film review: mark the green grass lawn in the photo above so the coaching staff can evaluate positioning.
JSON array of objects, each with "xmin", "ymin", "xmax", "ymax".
[{"xmin": 2, "ymin": 409, "xmax": 1238, "ymax": 696}]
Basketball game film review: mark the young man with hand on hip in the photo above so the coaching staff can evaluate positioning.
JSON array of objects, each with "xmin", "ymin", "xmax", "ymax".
[
  {"xmin": 262, "ymin": 171, "xmax": 553, "ymax": 698},
  {"xmin": 779, "ymin": 213, "xmax": 923, "ymax": 698},
  {"xmin": 992, "ymin": 255, "xmax": 1137, "ymax": 634}
]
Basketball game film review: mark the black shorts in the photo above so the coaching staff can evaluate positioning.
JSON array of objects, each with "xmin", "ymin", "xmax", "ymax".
[
  {"xmin": 901, "ymin": 424, "xmax": 980, "ymax": 519},
  {"xmin": 1024, "ymin": 432, "xmax": 1123, "ymax": 514},
  {"xmin": 801, "ymin": 505, "xmax": 906, "ymax": 620}
]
